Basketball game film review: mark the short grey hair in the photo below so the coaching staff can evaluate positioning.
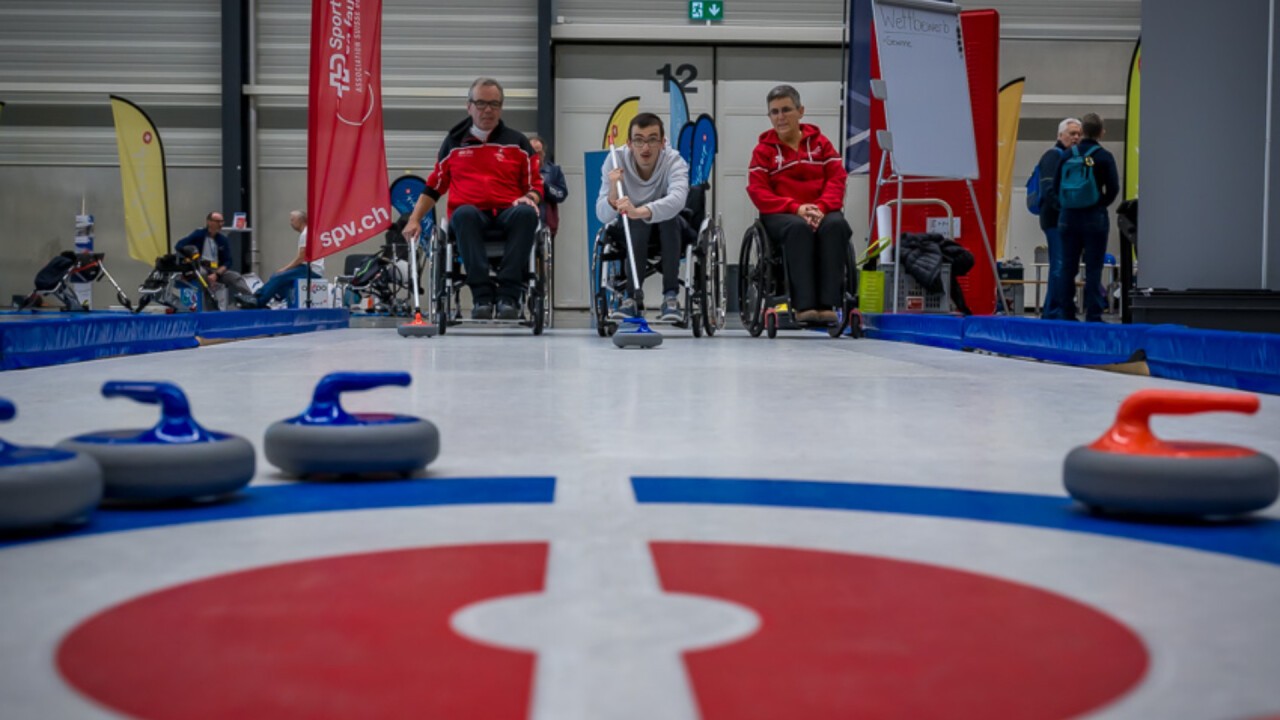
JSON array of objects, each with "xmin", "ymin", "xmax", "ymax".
[
  {"xmin": 290, "ymin": 209, "xmax": 307, "ymax": 223},
  {"xmin": 468, "ymin": 77, "xmax": 504, "ymax": 102},
  {"xmin": 1058, "ymin": 117, "xmax": 1081, "ymax": 135},
  {"xmin": 766, "ymin": 84, "xmax": 802, "ymax": 108}
]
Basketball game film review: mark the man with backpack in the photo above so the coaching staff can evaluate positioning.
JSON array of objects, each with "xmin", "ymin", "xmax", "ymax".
[
  {"xmin": 1055, "ymin": 113, "xmax": 1119, "ymax": 322},
  {"xmin": 1030, "ymin": 118, "xmax": 1080, "ymax": 319}
]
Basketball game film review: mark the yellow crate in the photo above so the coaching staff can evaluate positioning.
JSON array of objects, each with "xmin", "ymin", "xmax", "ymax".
[{"xmin": 860, "ymin": 269, "xmax": 885, "ymax": 313}]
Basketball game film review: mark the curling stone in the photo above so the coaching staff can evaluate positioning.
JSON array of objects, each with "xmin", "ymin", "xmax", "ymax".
[
  {"xmin": 58, "ymin": 382, "xmax": 255, "ymax": 501},
  {"xmin": 0, "ymin": 398, "xmax": 103, "ymax": 530},
  {"xmin": 1064, "ymin": 389, "xmax": 1280, "ymax": 517},
  {"xmin": 612, "ymin": 317, "xmax": 663, "ymax": 349},
  {"xmin": 264, "ymin": 372, "xmax": 439, "ymax": 478},
  {"xmin": 397, "ymin": 312, "xmax": 439, "ymax": 338}
]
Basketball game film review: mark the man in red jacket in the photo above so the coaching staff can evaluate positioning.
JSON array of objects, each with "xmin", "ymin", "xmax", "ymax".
[
  {"xmin": 746, "ymin": 84, "xmax": 852, "ymax": 324},
  {"xmin": 405, "ymin": 78, "xmax": 543, "ymax": 320}
]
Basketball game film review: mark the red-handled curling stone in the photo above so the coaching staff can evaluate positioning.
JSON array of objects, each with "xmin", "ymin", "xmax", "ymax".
[
  {"xmin": 0, "ymin": 398, "xmax": 103, "ymax": 530},
  {"xmin": 58, "ymin": 382, "xmax": 255, "ymax": 502},
  {"xmin": 264, "ymin": 372, "xmax": 439, "ymax": 478},
  {"xmin": 397, "ymin": 311, "xmax": 439, "ymax": 338},
  {"xmin": 1064, "ymin": 389, "xmax": 1279, "ymax": 517}
]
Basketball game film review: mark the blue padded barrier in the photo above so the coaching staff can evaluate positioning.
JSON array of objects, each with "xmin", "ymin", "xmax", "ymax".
[
  {"xmin": 196, "ymin": 308, "xmax": 348, "ymax": 340},
  {"xmin": 0, "ymin": 313, "xmax": 199, "ymax": 370},
  {"xmin": 0, "ymin": 309, "xmax": 349, "ymax": 371},
  {"xmin": 1144, "ymin": 326, "xmax": 1280, "ymax": 395},
  {"xmin": 861, "ymin": 313, "xmax": 966, "ymax": 350},
  {"xmin": 961, "ymin": 317, "xmax": 1154, "ymax": 365}
]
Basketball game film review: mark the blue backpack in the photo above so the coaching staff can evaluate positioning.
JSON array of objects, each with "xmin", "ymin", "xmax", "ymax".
[
  {"xmin": 1025, "ymin": 147, "xmax": 1064, "ymax": 215},
  {"xmin": 1058, "ymin": 144, "xmax": 1101, "ymax": 209}
]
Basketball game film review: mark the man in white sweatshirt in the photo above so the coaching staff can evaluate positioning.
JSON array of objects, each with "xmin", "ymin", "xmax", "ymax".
[{"xmin": 595, "ymin": 112, "xmax": 690, "ymax": 320}]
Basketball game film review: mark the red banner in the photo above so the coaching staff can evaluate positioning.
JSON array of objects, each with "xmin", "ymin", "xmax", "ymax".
[{"xmin": 307, "ymin": 0, "xmax": 391, "ymax": 261}]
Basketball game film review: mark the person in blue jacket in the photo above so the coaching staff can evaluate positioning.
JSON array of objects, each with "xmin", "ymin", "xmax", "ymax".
[
  {"xmin": 528, "ymin": 135, "xmax": 568, "ymax": 239},
  {"xmin": 1036, "ymin": 117, "xmax": 1080, "ymax": 320},
  {"xmin": 1056, "ymin": 113, "xmax": 1120, "ymax": 322},
  {"xmin": 175, "ymin": 211, "xmax": 254, "ymax": 309}
]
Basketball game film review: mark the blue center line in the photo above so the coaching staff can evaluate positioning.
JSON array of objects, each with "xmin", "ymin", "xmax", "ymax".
[
  {"xmin": 631, "ymin": 477, "xmax": 1280, "ymax": 567},
  {"xmin": 0, "ymin": 477, "xmax": 556, "ymax": 550}
]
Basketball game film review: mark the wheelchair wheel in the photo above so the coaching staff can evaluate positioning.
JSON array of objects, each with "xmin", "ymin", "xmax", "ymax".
[
  {"xmin": 833, "ymin": 242, "xmax": 861, "ymax": 339},
  {"xmin": 540, "ymin": 229, "xmax": 554, "ymax": 330},
  {"xmin": 765, "ymin": 310, "xmax": 778, "ymax": 339},
  {"xmin": 689, "ymin": 273, "xmax": 703, "ymax": 338},
  {"xmin": 531, "ymin": 293, "xmax": 545, "ymax": 335},
  {"xmin": 430, "ymin": 230, "xmax": 450, "ymax": 334},
  {"xmin": 590, "ymin": 229, "xmax": 619, "ymax": 337},
  {"xmin": 738, "ymin": 223, "xmax": 769, "ymax": 337},
  {"xmin": 704, "ymin": 220, "xmax": 727, "ymax": 336},
  {"xmin": 594, "ymin": 292, "xmax": 609, "ymax": 337}
]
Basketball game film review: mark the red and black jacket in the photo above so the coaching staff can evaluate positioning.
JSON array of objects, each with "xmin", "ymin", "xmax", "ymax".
[
  {"xmin": 746, "ymin": 124, "xmax": 847, "ymax": 216},
  {"xmin": 423, "ymin": 118, "xmax": 543, "ymax": 218}
]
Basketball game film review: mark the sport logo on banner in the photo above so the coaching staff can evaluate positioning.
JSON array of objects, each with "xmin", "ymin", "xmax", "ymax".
[{"xmin": 308, "ymin": 0, "xmax": 391, "ymax": 260}]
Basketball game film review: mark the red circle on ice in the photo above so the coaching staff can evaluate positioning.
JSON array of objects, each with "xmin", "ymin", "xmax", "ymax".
[{"xmin": 58, "ymin": 542, "xmax": 1147, "ymax": 719}]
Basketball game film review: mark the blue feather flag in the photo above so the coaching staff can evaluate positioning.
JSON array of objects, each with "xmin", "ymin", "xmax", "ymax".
[{"xmin": 690, "ymin": 114, "xmax": 717, "ymax": 186}]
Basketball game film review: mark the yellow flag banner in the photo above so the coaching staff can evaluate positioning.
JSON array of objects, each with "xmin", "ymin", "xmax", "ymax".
[
  {"xmin": 602, "ymin": 96, "xmax": 640, "ymax": 150},
  {"xmin": 995, "ymin": 78, "xmax": 1025, "ymax": 259},
  {"xmin": 1124, "ymin": 41, "xmax": 1141, "ymax": 201},
  {"xmin": 110, "ymin": 95, "xmax": 169, "ymax": 264}
]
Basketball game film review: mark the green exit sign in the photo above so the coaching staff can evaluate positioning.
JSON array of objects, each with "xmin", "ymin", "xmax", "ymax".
[{"xmin": 689, "ymin": 0, "xmax": 724, "ymax": 22}]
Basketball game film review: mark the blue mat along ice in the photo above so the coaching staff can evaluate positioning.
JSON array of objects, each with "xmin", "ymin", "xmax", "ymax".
[
  {"xmin": 0, "ymin": 309, "xmax": 347, "ymax": 370},
  {"xmin": 1144, "ymin": 325, "xmax": 1280, "ymax": 395},
  {"xmin": 960, "ymin": 316, "xmax": 1153, "ymax": 366}
]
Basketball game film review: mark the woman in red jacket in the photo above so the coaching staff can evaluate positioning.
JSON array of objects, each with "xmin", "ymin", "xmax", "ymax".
[{"xmin": 746, "ymin": 85, "xmax": 852, "ymax": 324}]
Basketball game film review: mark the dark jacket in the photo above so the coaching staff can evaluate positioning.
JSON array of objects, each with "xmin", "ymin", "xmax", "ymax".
[
  {"xmin": 539, "ymin": 158, "xmax": 568, "ymax": 234},
  {"xmin": 1036, "ymin": 142, "xmax": 1068, "ymax": 230},
  {"xmin": 899, "ymin": 233, "xmax": 975, "ymax": 314},
  {"xmin": 1057, "ymin": 138, "xmax": 1120, "ymax": 216},
  {"xmin": 175, "ymin": 228, "xmax": 233, "ymax": 267}
]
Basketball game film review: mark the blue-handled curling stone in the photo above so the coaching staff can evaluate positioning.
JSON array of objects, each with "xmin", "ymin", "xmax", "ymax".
[
  {"xmin": 612, "ymin": 317, "xmax": 663, "ymax": 349},
  {"xmin": 58, "ymin": 382, "xmax": 255, "ymax": 501},
  {"xmin": 0, "ymin": 398, "xmax": 103, "ymax": 530},
  {"xmin": 264, "ymin": 372, "xmax": 439, "ymax": 478}
]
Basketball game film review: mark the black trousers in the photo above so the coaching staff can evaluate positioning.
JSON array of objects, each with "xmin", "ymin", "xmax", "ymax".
[
  {"xmin": 451, "ymin": 204, "xmax": 538, "ymax": 303},
  {"xmin": 760, "ymin": 211, "xmax": 850, "ymax": 310},
  {"xmin": 618, "ymin": 217, "xmax": 681, "ymax": 297}
]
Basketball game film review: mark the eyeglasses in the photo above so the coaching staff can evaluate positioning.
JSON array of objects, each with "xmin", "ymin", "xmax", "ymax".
[
  {"xmin": 469, "ymin": 99, "xmax": 503, "ymax": 110},
  {"xmin": 630, "ymin": 137, "xmax": 663, "ymax": 147}
]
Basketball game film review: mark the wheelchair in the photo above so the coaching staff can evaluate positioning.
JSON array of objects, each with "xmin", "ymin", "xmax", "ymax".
[
  {"xmin": 590, "ymin": 183, "xmax": 727, "ymax": 337},
  {"xmin": 337, "ymin": 238, "xmax": 420, "ymax": 316},
  {"xmin": 19, "ymin": 250, "xmax": 133, "ymax": 312},
  {"xmin": 135, "ymin": 246, "xmax": 221, "ymax": 313},
  {"xmin": 737, "ymin": 219, "xmax": 862, "ymax": 339},
  {"xmin": 425, "ymin": 214, "xmax": 553, "ymax": 335}
]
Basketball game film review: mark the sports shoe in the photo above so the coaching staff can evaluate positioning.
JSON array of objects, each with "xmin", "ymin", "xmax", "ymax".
[
  {"xmin": 472, "ymin": 302, "xmax": 495, "ymax": 320},
  {"xmin": 496, "ymin": 298, "xmax": 520, "ymax": 320},
  {"xmin": 659, "ymin": 295, "xmax": 681, "ymax": 321},
  {"xmin": 815, "ymin": 309, "xmax": 838, "ymax": 324},
  {"xmin": 795, "ymin": 309, "xmax": 819, "ymax": 323},
  {"xmin": 609, "ymin": 297, "xmax": 638, "ymax": 320}
]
